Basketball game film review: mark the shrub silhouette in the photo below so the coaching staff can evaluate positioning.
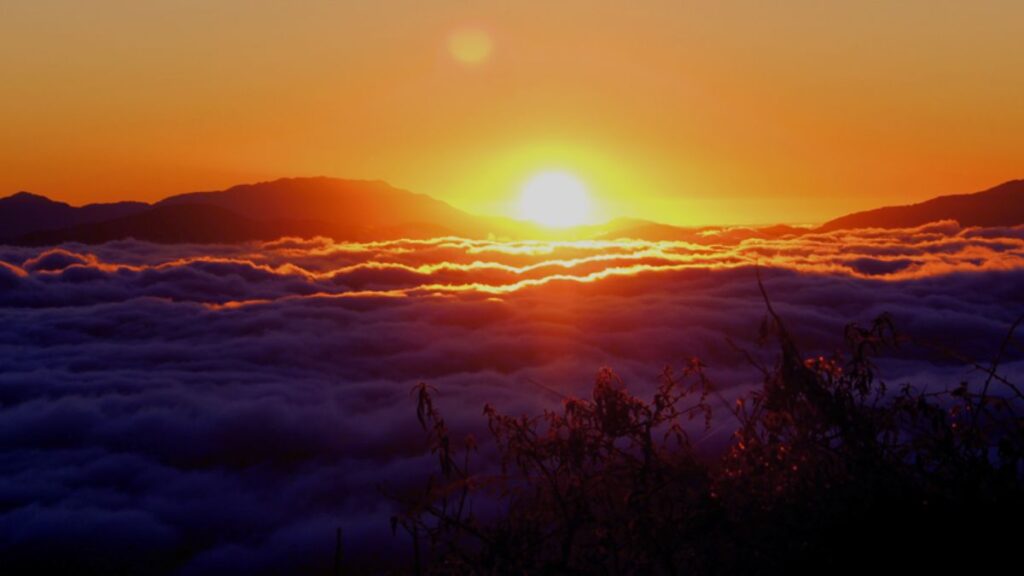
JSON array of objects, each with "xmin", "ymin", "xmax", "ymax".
[{"xmin": 391, "ymin": 283, "xmax": 1024, "ymax": 574}]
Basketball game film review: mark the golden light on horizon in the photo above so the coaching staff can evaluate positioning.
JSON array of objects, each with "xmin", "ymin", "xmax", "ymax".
[
  {"xmin": 0, "ymin": 3, "xmax": 1021, "ymax": 225},
  {"xmin": 517, "ymin": 171, "xmax": 591, "ymax": 228},
  {"xmin": 448, "ymin": 28, "xmax": 493, "ymax": 65}
]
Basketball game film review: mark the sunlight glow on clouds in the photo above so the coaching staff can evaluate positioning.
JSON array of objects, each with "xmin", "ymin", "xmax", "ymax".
[{"xmin": 1, "ymin": 223, "xmax": 1022, "ymax": 571}]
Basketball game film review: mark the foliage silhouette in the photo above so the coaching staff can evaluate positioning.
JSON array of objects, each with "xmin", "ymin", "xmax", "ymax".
[{"xmin": 390, "ymin": 282, "xmax": 1024, "ymax": 575}]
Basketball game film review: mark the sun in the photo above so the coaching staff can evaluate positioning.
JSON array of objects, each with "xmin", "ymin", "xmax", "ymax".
[{"xmin": 518, "ymin": 171, "xmax": 591, "ymax": 228}]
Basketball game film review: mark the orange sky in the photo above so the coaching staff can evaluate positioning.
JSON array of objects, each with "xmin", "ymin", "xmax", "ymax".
[{"xmin": 1, "ymin": 1, "xmax": 1021, "ymax": 225}]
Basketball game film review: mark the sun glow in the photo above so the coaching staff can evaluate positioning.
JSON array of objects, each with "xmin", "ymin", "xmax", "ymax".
[{"xmin": 518, "ymin": 171, "xmax": 591, "ymax": 228}]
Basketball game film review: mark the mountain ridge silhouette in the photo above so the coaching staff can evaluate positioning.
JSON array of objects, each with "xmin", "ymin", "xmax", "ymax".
[
  {"xmin": 819, "ymin": 179, "xmax": 1024, "ymax": 231},
  {"xmin": 2, "ymin": 177, "xmax": 1021, "ymax": 245}
]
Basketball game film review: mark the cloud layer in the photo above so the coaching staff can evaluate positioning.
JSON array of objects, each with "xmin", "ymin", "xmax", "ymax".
[{"xmin": 1, "ymin": 222, "xmax": 1022, "ymax": 573}]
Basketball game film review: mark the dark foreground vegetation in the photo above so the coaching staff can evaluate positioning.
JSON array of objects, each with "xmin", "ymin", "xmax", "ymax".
[{"xmin": 391, "ymin": 286, "xmax": 1024, "ymax": 575}]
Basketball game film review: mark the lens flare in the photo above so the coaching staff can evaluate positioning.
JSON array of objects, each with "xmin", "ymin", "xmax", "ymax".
[{"xmin": 448, "ymin": 28, "xmax": 493, "ymax": 65}]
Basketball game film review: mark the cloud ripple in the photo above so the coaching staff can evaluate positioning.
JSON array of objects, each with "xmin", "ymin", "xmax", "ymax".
[{"xmin": 1, "ymin": 222, "xmax": 1022, "ymax": 573}]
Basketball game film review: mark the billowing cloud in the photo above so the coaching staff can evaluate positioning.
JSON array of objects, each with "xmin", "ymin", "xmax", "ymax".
[{"xmin": 1, "ymin": 223, "xmax": 1022, "ymax": 573}]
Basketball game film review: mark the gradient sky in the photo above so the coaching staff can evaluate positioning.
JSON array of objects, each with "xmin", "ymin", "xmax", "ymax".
[{"xmin": 1, "ymin": 0, "xmax": 1021, "ymax": 225}]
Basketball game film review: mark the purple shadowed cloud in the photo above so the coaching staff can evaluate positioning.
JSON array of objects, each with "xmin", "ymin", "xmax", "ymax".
[{"xmin": 1, "ymin": 223, "xmax": 1022, "ymax": 573}]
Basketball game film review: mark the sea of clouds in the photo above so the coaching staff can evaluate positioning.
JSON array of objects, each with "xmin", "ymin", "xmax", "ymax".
[{"xmin": 1, "ymin": 221, "xmax": 1023, "ymax": 573}]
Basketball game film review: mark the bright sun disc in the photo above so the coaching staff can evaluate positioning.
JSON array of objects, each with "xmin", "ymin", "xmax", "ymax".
[{"xmin": 518, "ymin": 171, "xmax": 591, "ymax": 228}]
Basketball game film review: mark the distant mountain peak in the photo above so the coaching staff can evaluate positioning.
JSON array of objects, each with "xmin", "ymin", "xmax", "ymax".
[
  {"xmin": 213, "ymin": 175, "xmax": 401, "ymax": 191},
  {"xmin": 0, "ymin": 192, "xmax": 148, "ymax": 241},
  {"xmin": 3, "ymin": 177, "xmax": 490, "ymax": 244},
  {"xmin": 155, "ymin": 176, "xmax": 474, "ymax": 231},
  {"xmin": 819, "ymin": 179, "xmax": 1024, "ymax": 232},
  {"xmin": 4, "ymin": 191, "xmax": 62, "ymax": 204}
]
